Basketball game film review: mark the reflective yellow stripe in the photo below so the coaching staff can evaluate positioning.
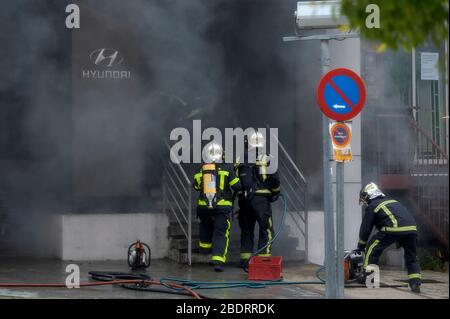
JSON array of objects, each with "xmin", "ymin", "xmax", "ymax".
[
  {"xmin": 382, "ymin": 207, "xmax": 398, "ymax": 228},
  {"xmin": 229, "ymin": 177, "xmax": 240, "ymax": 186},
  {"xmin": 198, "ymin": 199, "xmax": 232, "ymax": 206},
  {"xmin": 374, "ymin": 200, "xmax": 398, "ymax": 212},
  {"xmin": 381, "ymin": 226, "xmax": 417, "ymax": 232},
  {"xmin": 211, "ymin": 255, "xmax": 225, "ymax": 263},
  {"xmin": 222, "ymin": 219, "xmax": 231, "ymax": 261},
  {"xmin": 199, "ymin": 242, "xmax": 212, "ymax": 249},
  {"xmin": 364, "ymin": 240, "xmax": 380, "ymax": 268},
  {"xmin": 220, "ymin": 175, "xmax": 224, "ymax": 190},
  {"xmin": 271, "ymin": 187, "xmax": 280, "ymax": 192},
  {"xmin": 374, "ymin": 200, "xmax": 398, "ymax": 228},
  {"xmin": 218, "ymin": 171, "xmax": 229, "ymax": 176},
  {"xmin": 217, "ymin": 199, "xmax": 232, "ymax": 206},
  {"xmin": 266, "ymin": 218, "xmax": 272, "ymax": 254},
  {"xmin": 408, "ymin": 273, "xmax": 422, "ymax": 279},
  {"xmin": 217, "ymin": 171, "xmax": 229, "ymax": 190},
  {"xmin": 359, "ymin": 239, "xmax": 367, "ymax": 245},
  {"xmin": 257, "ymin": 253, "xmax": 271, "ymax": 257},
  {"xmin": 255, "ymin": 189, "xmax": 271, "ymax": 194},
  {"xmin": 240, "ymin": 253, "xmax": 252, "ymax": 260},
  {"xmin": 260, "ymin": 165, "xmax": 267, "ymax": 181},
  {"xmin": 257, "ymin": 160, "xmax": 267, "ymax": 181},
  {"xmin": 194, "ymin": 172, "xmax": 202, "ymax": 190}
]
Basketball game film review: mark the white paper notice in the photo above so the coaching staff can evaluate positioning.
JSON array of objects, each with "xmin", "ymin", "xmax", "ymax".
[{"xmin": 421, "ymin": 52, "xmax": 439, "ymax": 81}]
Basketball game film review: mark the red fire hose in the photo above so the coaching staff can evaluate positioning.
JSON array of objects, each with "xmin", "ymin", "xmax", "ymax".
[{"xmin": 0, "ymin": 279, "xmax": 202, "ymax": 299}]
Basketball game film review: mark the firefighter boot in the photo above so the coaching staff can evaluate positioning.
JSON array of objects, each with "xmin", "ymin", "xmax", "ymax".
[
  {"xmin": 409, "ymin": 278, "xmax": 421, "ymax": 293},
  {"xmin": 239, "ymin": 259, "xmax": 249, "ymax": 272},
  {"xmin": 211, "ymin": 260, "xmax": 224, "ymax": 272}
]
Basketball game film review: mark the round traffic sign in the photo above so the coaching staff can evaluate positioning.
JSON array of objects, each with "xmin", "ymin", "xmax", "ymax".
[
  {"xmin": 316, "ymin": 68, "xmax": 366, "ymax": 121},
  {"xmin": 330, "ymin": 122, "xmax": 351, "ymax": 148}
]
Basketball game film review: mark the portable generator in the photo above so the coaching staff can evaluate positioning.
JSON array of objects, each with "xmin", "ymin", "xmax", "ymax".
[
  {"xmin": 127, "ymin": 240, "xmax": 151, "ymax": 270},
  {"xmin": 344, "ymin": 250, "xmax": 365, "ymax": 283}
]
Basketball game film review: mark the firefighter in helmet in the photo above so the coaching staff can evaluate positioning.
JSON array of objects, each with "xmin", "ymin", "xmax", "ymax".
[
  {"xmin": 193, "ymin": 142, "xmax": 241, "ymax": 272},
  {"xmin": 356, "ymin": 182, "xmax": 422, "ymax": 293},
  {"xmin": 235, "ymin": 131, "xmax": 280, "ymax": 269}
]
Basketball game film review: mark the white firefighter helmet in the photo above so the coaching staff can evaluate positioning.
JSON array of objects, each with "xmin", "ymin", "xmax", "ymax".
[
  {"xmin": 359, "ymin": 182, "xmax": 385, "ymax": 206},
  {"xmin": 247, "ymin": 131, "xmax": 265, "ymax": 149},
  {"xmin": 203, "ymin": 142, "xmax": 223, "ymax": 163}
]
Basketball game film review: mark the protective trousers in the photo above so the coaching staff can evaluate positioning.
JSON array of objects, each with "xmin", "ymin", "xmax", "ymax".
[
  {"xmin": 364, "ymin": 232, "xmax": 421, "ymax": 280},
  {"xmin": 197, "ymin": 207, "xmax": 231, "ymax": 264},
  {"xmin": 238, "ymin": 195, "xmax": 273, "ymax": 261}
]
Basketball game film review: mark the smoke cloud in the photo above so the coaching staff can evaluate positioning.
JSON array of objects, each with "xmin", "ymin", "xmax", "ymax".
[{"xmin": 0, "ymin": 0, "xmax": 310, "ymax": 258}]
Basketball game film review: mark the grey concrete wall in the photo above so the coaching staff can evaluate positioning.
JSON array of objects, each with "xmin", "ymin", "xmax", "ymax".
[
  {"xmin": 307, "ymin": 211, "xmax": 324, "ymax": 265},
  {"xmin": 60, "ymin": 213, "xmax": 169, "ymax": 260}
]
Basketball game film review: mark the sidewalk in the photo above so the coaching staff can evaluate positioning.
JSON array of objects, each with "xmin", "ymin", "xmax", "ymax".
[{"xmin": 0, "ymin": 258, "xmax": 448, "ymax": 299}]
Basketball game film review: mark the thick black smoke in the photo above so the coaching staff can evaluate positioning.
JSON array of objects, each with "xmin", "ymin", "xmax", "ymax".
[{"xmin": 0, "ymin": 0, "xmax": 318, "ymax": 257}]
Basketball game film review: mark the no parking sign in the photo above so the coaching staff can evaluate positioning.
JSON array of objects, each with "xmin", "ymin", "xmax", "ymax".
[
  {"xmin": 317, "ymin": 68, "xmax": 365, "ymax": 162},
  {"xmin": 317, "ymin": 68, "xmax": 365, "ymax": 122}
]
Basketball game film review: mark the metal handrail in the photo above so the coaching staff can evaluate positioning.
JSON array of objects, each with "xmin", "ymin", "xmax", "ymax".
[
  {"xmin": 279, "ymin": 155, "xmax": 307, "ymax": 191},
  {"xmin": 165, "ymin": 141, "xmax": 192, "ymax": 184},
  {"xmin": 270, "ymin": 131, "xmax": 307, "ymax": 183},
  {"xmin": 163, "ymin": 141, "xmax": 193, "ymax": 265},
  {"xmin": 279, "ymin": 169, "xmax": 306, "ymax": 209},
  {"xmin": 376, "ymin": 114, "xmax": 448, "ymax": 160},
  {"xmin": 266, "ymin": 125, "xmax": 309, "ymax": 258}
]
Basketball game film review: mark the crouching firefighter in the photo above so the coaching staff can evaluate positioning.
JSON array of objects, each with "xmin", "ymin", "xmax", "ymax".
[
  {"xmin": 193, "ymin": 142, "xmax": 241, "ymax": 272},
  {"xmin": 356, "ymin": 182, "xmax": 422, "ymax": 292},
  {"xmin": 236, "ymin": 131, "xmax": 280, "ymax": 269}
]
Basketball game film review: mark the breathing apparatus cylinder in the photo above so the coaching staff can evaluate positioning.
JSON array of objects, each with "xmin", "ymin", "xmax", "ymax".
[
  {"xmin": 201, "ymin": 163, "xmax": 217, "ymax": 208},
  {"xmin": 242, "ymin": 131, "xmax": 270, "ymax": 195}
]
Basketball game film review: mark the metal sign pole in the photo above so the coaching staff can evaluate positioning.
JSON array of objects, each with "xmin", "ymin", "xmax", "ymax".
[
  {"xmin": 320, "ymin": 39, "xmax": 337, "ymax": 299},
  {"xmin": 336, "ymin": 158, "xmax": 345, "ymax": 298},
  {"xmin": 283, "ymin": 31, "xmax": 360, "ymax": 299}
]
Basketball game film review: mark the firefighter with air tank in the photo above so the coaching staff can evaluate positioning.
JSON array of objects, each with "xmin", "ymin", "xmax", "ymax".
[
  {"xmin": 193, "ymin": 142, "xmax": 241, "ymax": 272},
  {"xmin": 355, "ymin": 182, "xmax": 422, "ymax": 293},
  {"xmin": 235, "ymin": 131, "xmax": 281, "ymax": 270}
]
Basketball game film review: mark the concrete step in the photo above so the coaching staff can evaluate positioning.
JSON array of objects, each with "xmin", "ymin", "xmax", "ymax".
[
  {"xmin": 168, "ymin": 249, "xmax": 210, "ymax": 264},
  {"xmin": 168, "ymin": 213, "xmax": 195, "ymax": 224},
  {"xmin": 168, "ymin": 222, "xmax": 200, "ymax": 237},
  {"xmin": 170, "ymin": 238, "xmax": 200, "ymax": 250}
]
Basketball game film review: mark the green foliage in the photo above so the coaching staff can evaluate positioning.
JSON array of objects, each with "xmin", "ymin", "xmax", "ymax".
[
  {"xmin": 341, "ymin": 0, "xmax": 449, "ymax": 51},
  {"xmin": 418, "ymin": 249, "xmax": 445, "ymax": 271}
]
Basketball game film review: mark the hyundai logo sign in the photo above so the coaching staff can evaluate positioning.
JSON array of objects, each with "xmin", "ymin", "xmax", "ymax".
[
  {"xmin": 89, "ymin": 48, "xmax": 124, "ymax": 67},
  {"xmin": 83, "ymin": 48, "xmax": 131, "ymax": 80}
]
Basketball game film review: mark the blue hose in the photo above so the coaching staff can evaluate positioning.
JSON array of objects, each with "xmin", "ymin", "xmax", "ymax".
[
  {"xmin": 252, "ymin": 192, "xmax": 288, "ymax": 257},
  {"xmin": 159, "ymin": 277, "xmax": 323, "ymax": 290}
]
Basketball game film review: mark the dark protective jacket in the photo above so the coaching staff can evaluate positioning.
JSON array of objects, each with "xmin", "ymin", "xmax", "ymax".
[
  {"xmin": 236, "ymin": 155, "xmax": 280, "ymax": 199},
  {"xmin": 358, "ymin": 196, "xmax": 417, "ymax": 250},
  {"xmin": 193, "ymin": 163, "xmax": 241, "ymax": 208}
]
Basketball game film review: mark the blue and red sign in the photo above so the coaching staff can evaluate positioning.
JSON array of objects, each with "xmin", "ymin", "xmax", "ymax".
[{"xmin": 316, "ymin": 68, "xmax": 366, "ymax": 122}]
